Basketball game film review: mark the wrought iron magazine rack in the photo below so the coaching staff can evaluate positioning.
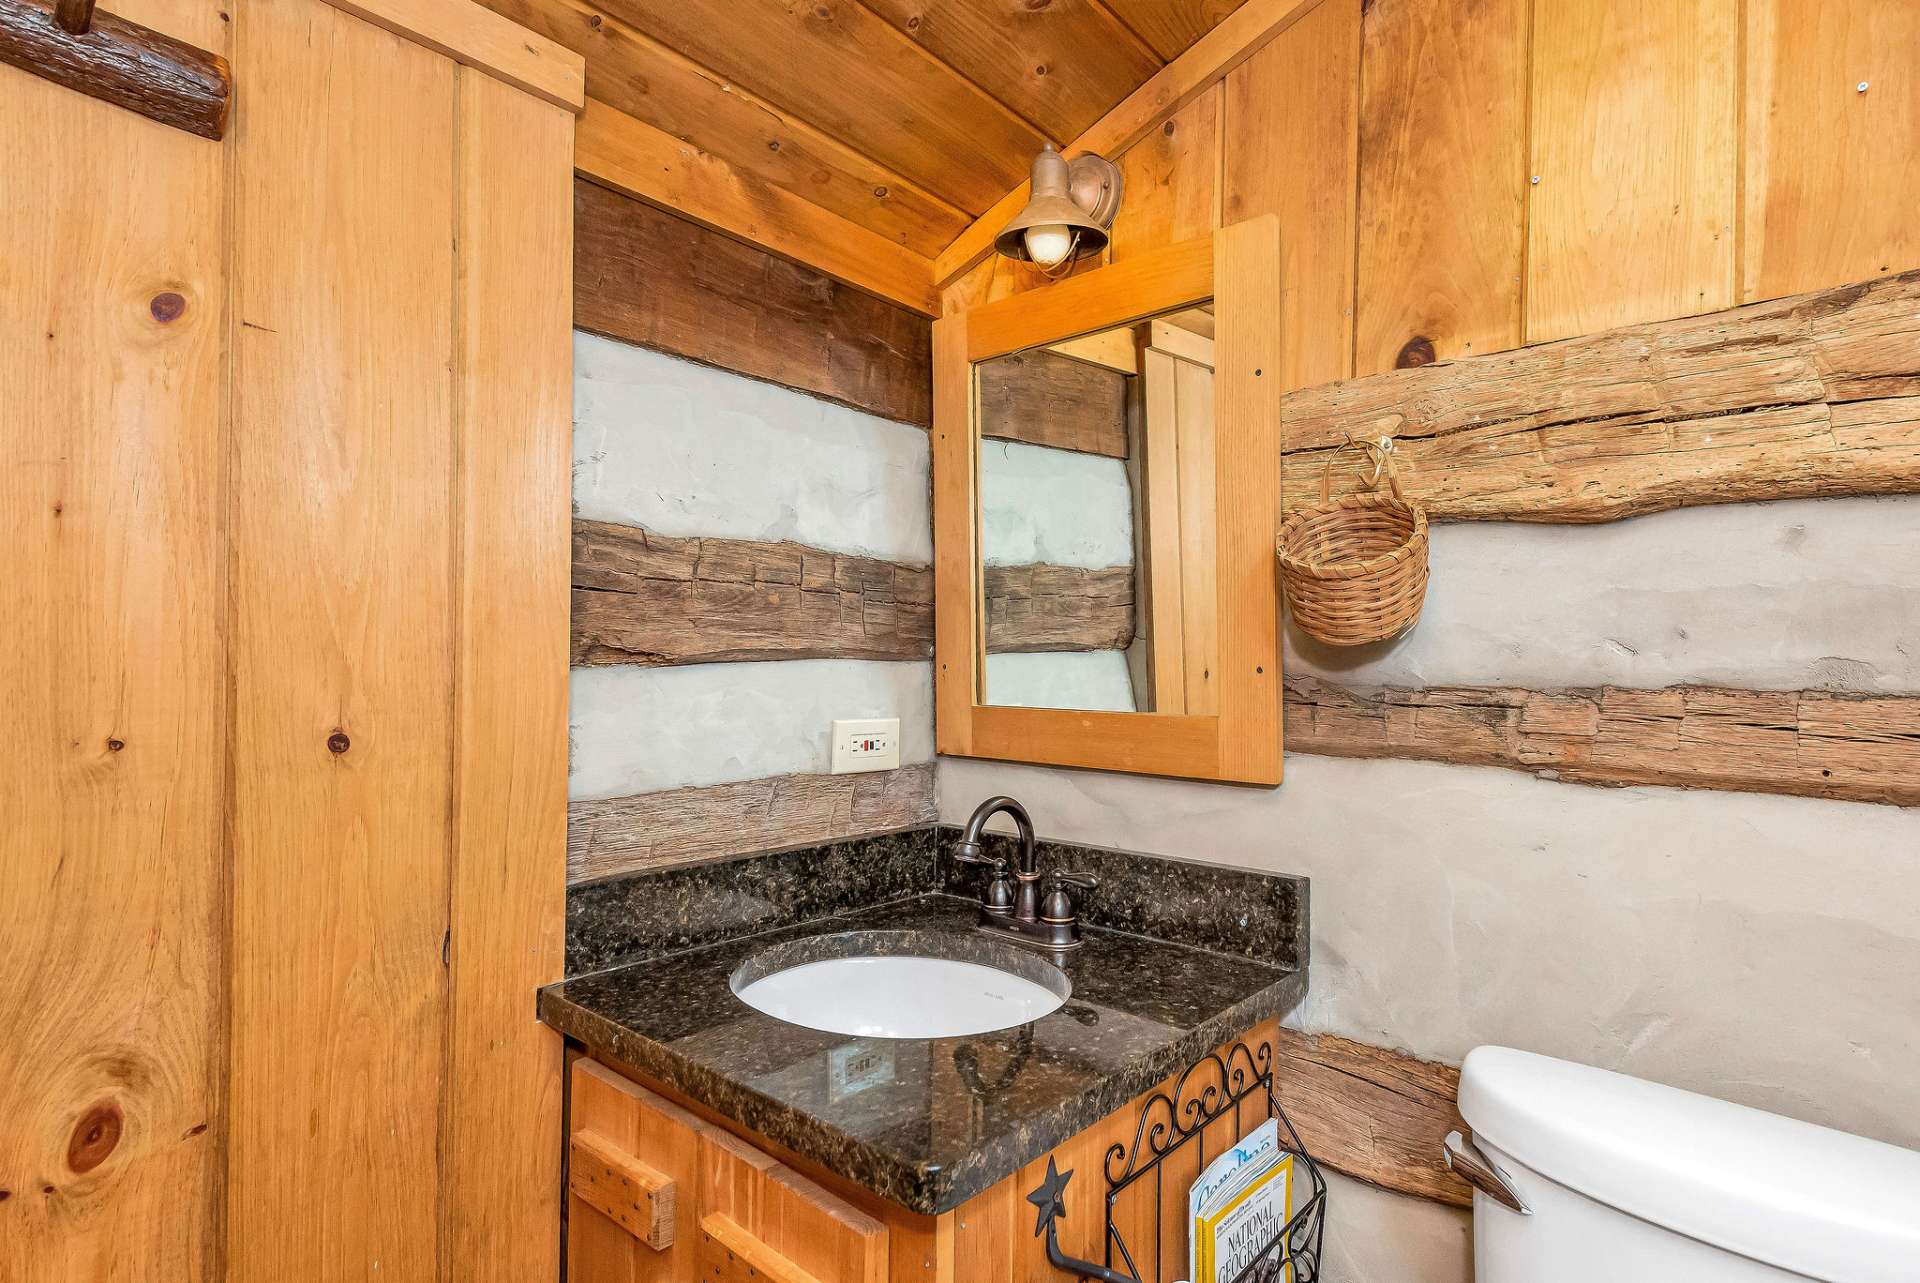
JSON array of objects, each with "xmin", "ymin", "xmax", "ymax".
[{"xmin": 1030, "ymin": 1038, "xmax": 1328, "ymax": 1283}]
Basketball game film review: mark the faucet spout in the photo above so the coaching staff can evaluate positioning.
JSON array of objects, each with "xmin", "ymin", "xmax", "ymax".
[{"xmin": 954, "ymin": 795, "xmax": 1036, "ymax": 874}]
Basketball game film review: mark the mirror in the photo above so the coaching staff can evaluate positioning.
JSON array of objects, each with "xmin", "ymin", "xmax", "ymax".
[
  {"xmin": 975, "ymin": 304, "xmax": 1218, "ymax": 714},
  {"xmin": 931, "ymin": 221, "xmax": 1282, "ymax": 784}
]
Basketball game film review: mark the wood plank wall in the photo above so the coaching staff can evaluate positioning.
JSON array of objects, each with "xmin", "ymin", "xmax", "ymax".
[
  {"xmin": 4, "ymin": 0, "xmax": 577, "ymax": 1278},
  {"xmin": 0, "ymin": 0, "xmax": 228, "ymax": 1268},
  {"xmin": 941, "ymin": 0, "xmax": 1920, "ymax": 383}
]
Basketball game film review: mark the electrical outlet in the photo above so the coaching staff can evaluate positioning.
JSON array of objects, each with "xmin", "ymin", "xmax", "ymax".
[{"xmin": 831, "ymin": 718, "xmax": 900, "ymax": 774}]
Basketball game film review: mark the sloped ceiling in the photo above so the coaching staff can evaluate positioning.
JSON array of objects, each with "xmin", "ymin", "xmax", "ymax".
[{"xmin": 475, "ymin": 0, "xmax": 1251, "ymax": 258}]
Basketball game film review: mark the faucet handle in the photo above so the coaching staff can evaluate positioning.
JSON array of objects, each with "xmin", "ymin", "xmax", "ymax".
[
  {"xmin": 1049, "ymin": 870, "xmax": 1099, "ymax": 892},
  {"xmin": 953, "ymin": 838, "xmax": 1007, "ymax": 872}
]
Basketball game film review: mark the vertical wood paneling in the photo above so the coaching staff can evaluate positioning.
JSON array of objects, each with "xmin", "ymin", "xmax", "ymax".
[
  {"xmin": 1223, "ymin": 0, "xmax": 1362, "ymax": 391},
  {"xmin": 228, "ymin": 0, "xmax": 455, "ymax": 1277},
  {"xmin": 1525, "ymin": 0, "xmax": 1737, "ymax": 343},
  {"xmin": 1354, "ymin": 0, "xmax": 1527, "ymax": 375},
  {"xmin": 1742, "ymin": 0, "xmax": 1920, "ymax": 303},
  {"xmin": 0, "ymin": 0, "xmax": 226, "ymax": 1274},
  {"xmin": 447, "ymin": 69, "xmax": 572, "ymax": 1283},
  {"xmin": 1109, "ymin": 82, "xmax": 1221, "ymax": 262}
]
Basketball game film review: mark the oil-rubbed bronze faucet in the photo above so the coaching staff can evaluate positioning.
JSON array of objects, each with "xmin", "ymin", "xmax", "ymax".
[{"xmin": 952, "ymin": 796, "xmax": 1098, "ymax": 950}]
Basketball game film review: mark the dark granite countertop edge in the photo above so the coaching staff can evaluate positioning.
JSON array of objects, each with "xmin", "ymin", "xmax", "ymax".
[{"xmin": 540, "ymin": 958, "xmax": 1307, "ymax": 1214}]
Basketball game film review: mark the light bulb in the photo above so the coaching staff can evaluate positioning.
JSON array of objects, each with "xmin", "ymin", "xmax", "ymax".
[{"xmin": 1023, "ymin": 224, "xmax": 1074, "ymax": 269}]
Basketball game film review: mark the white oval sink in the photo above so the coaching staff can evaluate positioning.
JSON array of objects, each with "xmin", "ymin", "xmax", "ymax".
[{"xmin": 734, "ymin": 953, "xmax": 1068, "ymax": 1039}]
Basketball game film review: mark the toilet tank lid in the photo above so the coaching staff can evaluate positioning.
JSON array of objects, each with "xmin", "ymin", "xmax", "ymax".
[{"xmin": 1458, "ymin": 1047, "xmax": 1920, "ymax": 1283}]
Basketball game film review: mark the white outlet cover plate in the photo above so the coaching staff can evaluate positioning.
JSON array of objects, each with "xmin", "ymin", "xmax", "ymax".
[{"xmin": 831, "ymin": 718, "xmax": 901, "ymax": 774}]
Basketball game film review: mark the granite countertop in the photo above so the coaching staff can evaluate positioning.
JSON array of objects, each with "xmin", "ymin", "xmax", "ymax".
[{"xmin": 541, "ymin": 886, "xmax": 1306, "ymax": 1214}]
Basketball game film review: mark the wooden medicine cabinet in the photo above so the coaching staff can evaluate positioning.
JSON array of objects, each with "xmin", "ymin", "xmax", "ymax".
[{"xmin": 932, "ymin": 218, "xmax": 1284, "ymax": 784}]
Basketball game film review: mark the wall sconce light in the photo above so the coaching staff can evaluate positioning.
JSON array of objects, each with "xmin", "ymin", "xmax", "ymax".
[{"xmin": 993, "ymin": 143, "xmax": 1124, "ymax": 277}]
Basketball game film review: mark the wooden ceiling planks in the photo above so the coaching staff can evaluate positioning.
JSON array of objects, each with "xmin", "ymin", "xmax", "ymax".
[
  {"xmin": 480, "ymin": 0, "xmax": 968, "ymax": 254},
  {"xmin": 861, "ymin": 0, "xmax": 1162, "ymax": 142},
  {"xmin": 1101, "ymin": 0, "xmax": 1250, "ymax": 60},
  {"xmin": 574, "ymin": 0, "xmax": 1046, "ymax": 212},
  {"xmin": 472, "ymin": 0, "xmax": 1252, "ymax": 288}
]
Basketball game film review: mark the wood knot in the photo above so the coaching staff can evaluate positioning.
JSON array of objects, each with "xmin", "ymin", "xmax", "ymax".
[
  {"xmin": 327, "ymin": 731, "xmax": 351, "ymax": 754},
  {"xmin": 586, "ymin": 11, "xmax": 601, "ymax": 27},
  {"xmin": 67, "ymin": 1101, "xmax": 123, "ymax": 1174},
  {"xmin": 872, "ymin": 185, "xmax": 889, "ymax": 198},
  {"xmin": 149, "ymin": 292, "xmax": 187, "ymax": 323},
  {"xmin": 106, "ymin": 738, "xmax": 125, "ymax": 752},
  {"xmin": 1396, "ymin": 335, "xmax": 1437, "ymax": 368},
  {"xmin": 1163, "ymin": 120, "xmax": 1176, "ymax": 136}
]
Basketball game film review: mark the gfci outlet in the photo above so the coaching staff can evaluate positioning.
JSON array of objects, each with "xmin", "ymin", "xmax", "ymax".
[{"xmin": 831, "ymin": 718, "xmax": 900, "ymax": 774}]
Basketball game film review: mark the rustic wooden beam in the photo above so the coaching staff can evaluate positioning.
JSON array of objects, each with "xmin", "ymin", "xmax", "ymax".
[
  {"xmin": 1285, "ymin": 676, "xmax": 1920, "ymax": 807},
  {"xmin": 983, "ymin": 564, "xmax": 1135, "ymax": 653},
  {"xmin": 977, "ymin": 347, "xmax": 1130, "ymax": 459},
  {"xmin": 573, "ymin": 519, "xmax": 1135, "ymax": 666},
  {"xmin": 570, "ymin": 519, "xmax": 933, "ymax": 668},
  {"xmin": 566, "ymin": 764, "xmax": 936, "ymax": 884},
  {"xmin": 0, "ymin": 0, "xmax": 230, "ymax": 139},
  {"xmin": 1281, "ymin": 269, "xmax": 1920, "ymax": 522},
  {"xmin": 574, "ymin": 180, "xmax": 933, "ymax": 428},
  {"xmin": 1270, "ymin": 1029, "xmax": 1470, "ymax": 1208}
]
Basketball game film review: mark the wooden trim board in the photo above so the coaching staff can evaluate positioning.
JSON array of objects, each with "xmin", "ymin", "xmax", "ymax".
[
  {"xmin": 1286, "ymin": 677, "xmax": 1920, "ymax": 808},
  {"xmin": 322, "ymin": 0, "xmax": 584, "ymax": 111},
  {"xmin": 566, "ymin": 765, "xmax": 937, "ymax": 884},
  {"xmin": 1282, "ymin": 268, "xmax": 1920, "ymax": 522},
  {"xmin": 577, "ymin": 97, "xmax": 940, "ymax": 316}
]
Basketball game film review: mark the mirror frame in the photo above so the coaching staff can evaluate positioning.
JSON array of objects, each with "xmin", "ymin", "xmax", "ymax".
[{"xmin": 932, "ymin": 217, "xmax": 1283, "ymax": 785}]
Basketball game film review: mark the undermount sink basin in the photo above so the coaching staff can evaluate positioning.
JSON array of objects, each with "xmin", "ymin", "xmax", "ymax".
[{"xmin": 731, "ymin": 933, "xmax": 1071, "ymax": 1039}]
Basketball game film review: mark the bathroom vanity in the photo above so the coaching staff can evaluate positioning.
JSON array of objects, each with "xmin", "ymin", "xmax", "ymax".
[{"xmin": 542, "ymin": 827, "xmax": 1309, "ymax": 1283}]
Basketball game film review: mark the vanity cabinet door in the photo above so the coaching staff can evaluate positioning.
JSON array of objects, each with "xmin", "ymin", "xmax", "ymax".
[
  {"xmin": 570, "ymin": 1059, "xmax": 701, "ymax": 1282},
  {"xmin": 569, "ymin": 1057, "xmax": 890, "ymax": 1283},
  {"xmin": 696, "ymin": 1131, "xmax": 889, "ymax": 1283}
]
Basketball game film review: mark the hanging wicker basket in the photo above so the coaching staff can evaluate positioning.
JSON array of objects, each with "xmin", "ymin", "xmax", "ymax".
[{"xmin": 1278, "ymin": 437, "xmax": 1430, "ymax": 646}]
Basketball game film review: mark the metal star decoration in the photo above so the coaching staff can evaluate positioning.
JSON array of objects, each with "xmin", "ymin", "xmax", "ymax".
[{"xmin": 1027, "ymin": 1156, "xmax": 1073, "ymax": 1237}]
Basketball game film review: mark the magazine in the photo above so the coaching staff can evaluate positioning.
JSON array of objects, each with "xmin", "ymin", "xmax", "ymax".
[{"xmin": 1186, "ymin": 1119, "xmax": 1296, "ymax": 1283}]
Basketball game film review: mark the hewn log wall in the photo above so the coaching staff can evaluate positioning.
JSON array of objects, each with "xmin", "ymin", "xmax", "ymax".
[
  {"xmin": 976, "ymin": 347, "xmax": 1129, "ymax": 458},
  {"xmin": 571, "ymin": 519, "xmax": 933, "ymax": 667},
  {"xmin": 573, "ymin": 518, "xmax": 1135, "ymax": 664},
  {"xmin": 568, "ymin": 764, "xmax": 937, "ymax": 885},
  {"xmin": 1270, "ymin": 1029, "xmax": 1469, "ymax": 1208},
  {"xmin": 575, "ymin": 179, "xmax": 933, "ymax": 426},
  {"xmin": 1281, "ymin": 270, "xmax": 1920, "ymax": 521},
  {"xmin": 983, "ymin": 564, "xmax": 1135, "ymax": 654},
  {"xmin": 1286, "ymin": 678, "xmax": 1920, "ymax": 808}
]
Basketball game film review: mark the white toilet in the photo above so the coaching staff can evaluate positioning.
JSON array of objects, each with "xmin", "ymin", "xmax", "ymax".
[{"xmin": 1452, "ymin": 1047, "xmax": 1920, "ymax": 1283}]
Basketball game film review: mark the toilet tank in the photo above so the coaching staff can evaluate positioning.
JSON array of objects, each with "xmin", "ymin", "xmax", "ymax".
[{"xmin": 1456, "ymin": 1047, "xmax": 1920, "ymax": 1283}]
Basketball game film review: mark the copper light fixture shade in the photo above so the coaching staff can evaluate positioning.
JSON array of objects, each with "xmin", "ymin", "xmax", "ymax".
[{"xmin": 993, "ymin": 143, "xmax": 1124, "ymax": 268}]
